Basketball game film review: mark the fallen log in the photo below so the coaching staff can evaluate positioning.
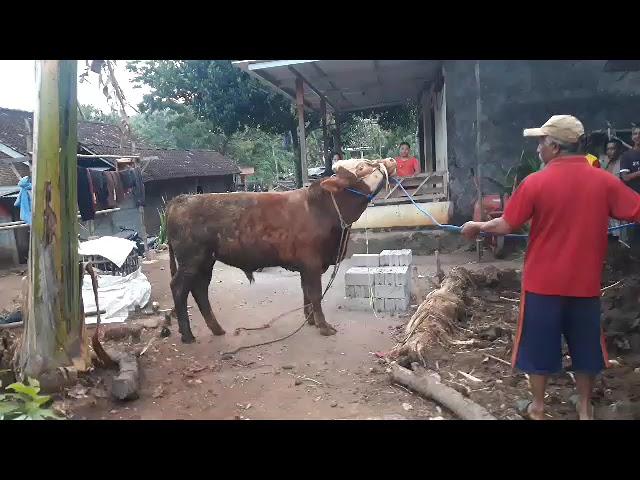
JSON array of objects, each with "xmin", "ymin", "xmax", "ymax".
[
  {"xmin": 106, "ymin": 348, "xmax": 139, "ymax": 401},
  {"xmin": 389, "ymin": 362, "xmax": 496, "ymax": 420}
]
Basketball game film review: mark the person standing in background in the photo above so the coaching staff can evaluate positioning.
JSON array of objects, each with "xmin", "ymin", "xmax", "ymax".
[
  {"xmin": 394, "ymin": 142, "xmax": 421, "ymax": 177},
  {"xmin": 603, "ymin": 140, "xmax": 624, "ymax": 238},
  {"xmin": 619, "ymin": 127, "xmax": 640, "ymax": 245}
]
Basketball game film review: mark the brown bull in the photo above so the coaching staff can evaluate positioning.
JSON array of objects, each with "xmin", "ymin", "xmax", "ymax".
[{"xmin": 166, "ymin": 158, "xmax": 397, "ymax": 343}]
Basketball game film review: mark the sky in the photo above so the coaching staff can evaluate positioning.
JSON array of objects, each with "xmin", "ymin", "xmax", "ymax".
[{"xmin": 0, "ymin": 60, "xmax": 150, "ymax": 115}]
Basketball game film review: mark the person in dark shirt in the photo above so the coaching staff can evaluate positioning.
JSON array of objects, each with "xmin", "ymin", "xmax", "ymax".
[
  {"xmin": 620, "ymin": 126, "xmax": 640, "ymax": 245},
  {"xmin": 620, "ymin": 127, "xmax": 640, "ymax": 193}
]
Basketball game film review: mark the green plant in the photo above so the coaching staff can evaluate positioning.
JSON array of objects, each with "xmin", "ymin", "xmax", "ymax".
[
  {"xmin": 0, "ymin": 377, "xmax": 62, "ymax": 420},
  {"xmin": 158, "ymin": 197, "xmax": 168, "ymax": 245}
]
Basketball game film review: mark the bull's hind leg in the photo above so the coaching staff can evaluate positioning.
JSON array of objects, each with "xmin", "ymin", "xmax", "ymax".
[
  {"xmin": 191, "ymin": 259, "xmax": 226, "ymax": 336},
  {"xmin": 300, "ymin": 273, "xmax": 314, "ymax": 325},
  {"xmin": 302, "ymin": 267, "xmax": 337, "ymax": 336},
  {"xmin": 170, "ymin": 267, "xmax": 196, "ymax": 343}
]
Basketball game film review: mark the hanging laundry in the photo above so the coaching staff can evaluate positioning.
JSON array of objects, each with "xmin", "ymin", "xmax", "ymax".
[
  {"xmin": 77, "ymin": 167, "xmax": 96, "ymax": 221},
  {"xmin": 131, "ymin": 167, "xmax": 145, "ymax": 207},
  {"xmin": 103, "ymin": 171, "xmax": 117, "ymax": 208},
  {"xmin": 14, "ymin": 176, "xmax": 32, "ymax": 225},
  {"xmin": 119, "ymin": 168, "xmax": 135, "ymax": 192},
  {"xmin": 89, "ymin": 169, "xmax": 108, "ymax": 210}
]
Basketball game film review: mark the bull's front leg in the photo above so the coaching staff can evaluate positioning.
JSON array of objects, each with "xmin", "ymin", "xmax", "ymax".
[
  {"xmin": 301, "ymin": 267, "xmax": 336, "ymax": 336},
  {"xmin": 300, "ymin": 273, "xmax": 314, "ymax": 325}
]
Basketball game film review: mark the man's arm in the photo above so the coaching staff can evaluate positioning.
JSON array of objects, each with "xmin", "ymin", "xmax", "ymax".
[
  {"xmin": 609, "ymin": 175, "xmax": 640, "ymax": 222},
  {"xmin": 462, "ymin": 176, "xmax": 536, "ymax": 240},
  {"xmin": 461, "ymin": 217, "xmax": 513, "ymax": 239},
  {"xmin": 621, "ymin": 171, "xmax": 640, "ymax": 182},
  {"xmin": 620, "ymin": 153, "xmax": 640, "ymax": 182},
  {"xmin": 413, "ymin": 157, "xmax": 421, "ymax": 176}
]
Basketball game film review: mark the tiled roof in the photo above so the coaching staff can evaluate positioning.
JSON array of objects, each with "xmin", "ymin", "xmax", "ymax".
[{"xmin": 0, "ymin": 107, "xmax": 239, "ymax": 186}]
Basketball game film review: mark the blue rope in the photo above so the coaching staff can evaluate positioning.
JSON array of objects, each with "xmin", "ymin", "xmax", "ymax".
[{"xmin": 379, "ymin": 178, "xmax": 635, "ymax": 239}]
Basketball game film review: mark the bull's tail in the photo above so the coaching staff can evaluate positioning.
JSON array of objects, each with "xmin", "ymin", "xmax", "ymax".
[
  {"xmin": 169, "ymin": 241, "xmax": 177, "ymax": 278},
  {"xmin": 244, "ymin": 270, "xmax": 255, "ymax": 284}
]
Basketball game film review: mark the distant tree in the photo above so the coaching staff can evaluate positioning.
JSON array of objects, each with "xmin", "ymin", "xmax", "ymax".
[
  {"xmin": 127, "ymin": 60, "xmax": 321, "ymax": 185},
  {"xmin": 78, "ymin": 104, "xmax": 119, "ymax": 124}
]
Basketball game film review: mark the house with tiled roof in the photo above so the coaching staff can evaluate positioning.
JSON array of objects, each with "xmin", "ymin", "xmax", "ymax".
[{"xmin": 0, "ymin": 107, "xmax": 241, "ymax": 263}]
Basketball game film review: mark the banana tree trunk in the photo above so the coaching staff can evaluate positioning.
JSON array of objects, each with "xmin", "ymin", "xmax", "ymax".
[{"xmin": 19, "ymin": 60, "xmax": 87, "ymax": 381}]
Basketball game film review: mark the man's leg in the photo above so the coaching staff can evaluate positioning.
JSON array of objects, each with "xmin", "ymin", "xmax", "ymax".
[
  {"xmin": 528, "ymin": 375, "xmax": 548, "ymax": 420},
  {"xmin": 512, "ymin": 292, "xmax": 564, "ymax": 419},
  {"xmin": 564, "ymin": 296, "xmax": 606, "ymax": 420},
  {"xmin": 574, "ymin": 374, "xmax": 595, "ymax": 420}
]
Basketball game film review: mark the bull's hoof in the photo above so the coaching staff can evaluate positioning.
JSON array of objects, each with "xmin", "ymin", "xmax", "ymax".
[
  {"xmin": 306, "ymin": 314, "xmax": 315, "ymax": 326},
  {"xmin": 319, "ymin": 325, "xmax": 337, "ymax": 336},
  {"xmin": 212, "ymin": 327, "xmax": 226, "ymax": 336},
  {"xmin": 181, "ymin": 333, "xmax": 196, "ymax": 344}
]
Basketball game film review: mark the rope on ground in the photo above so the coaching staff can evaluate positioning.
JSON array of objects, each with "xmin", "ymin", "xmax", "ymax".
[{"xmin": 222, "ymin": 214, "xmax": 352, "ymax": 356}]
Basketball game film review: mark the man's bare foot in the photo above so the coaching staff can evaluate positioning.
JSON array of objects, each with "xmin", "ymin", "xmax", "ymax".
[
  {"xmin": 517, "ymin": 399, "xmax": 545, "ymax": 420},
  {"xmin": 577, "ymin": 403, "xmax": 595, "ymax": 420}
]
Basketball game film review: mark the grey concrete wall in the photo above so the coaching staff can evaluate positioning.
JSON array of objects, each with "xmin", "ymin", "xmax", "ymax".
[
  {"xmin": 444, "ymin": 60, "xmax": 640, "ymax": 221},
  {"xmin": 144, "ymin": 175, "xmax": 233, "ymax": 235},
  {"xmin": 79, "ymin": 196, "xmax": 146, "ymax": 240}
]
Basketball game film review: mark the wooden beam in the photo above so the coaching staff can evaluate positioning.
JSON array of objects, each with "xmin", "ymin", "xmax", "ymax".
[
  {"xmin": 0, "ymin": 142, "xmax": 24, "ymax": 158},
  {"xmin": 335, "ymin": 114, "xmax": 342, "ymax": 154},
  {"xmin": 288, "ymin": 65, "xmax": 337, "ymax": 112},
  {"xmin": 77, "ymin": 154, "xmax": 140, "ymax": 159},
  {"xmin": 321, "ymin": 98, "xmax": 330, "ymax": 173},
  {"xmin": 296, "ymin": 77, "xmax": 309, "ymax": 185}
]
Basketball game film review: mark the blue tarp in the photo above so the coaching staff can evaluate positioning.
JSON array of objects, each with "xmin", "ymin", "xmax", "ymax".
[{"xmin": 14, "ymin": 176, "xmax": 32, "ymax": 225}]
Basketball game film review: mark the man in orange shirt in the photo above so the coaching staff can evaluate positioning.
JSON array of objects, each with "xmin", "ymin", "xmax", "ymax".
[{"xmin": 395, "ymin": 142, "xmax": 421, "ymax": 177}]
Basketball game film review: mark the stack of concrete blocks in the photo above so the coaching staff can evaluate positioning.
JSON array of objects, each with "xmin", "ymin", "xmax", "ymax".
[{"xmin": 344, "ymin": 249, "xmax": 413, "ymax": 313}]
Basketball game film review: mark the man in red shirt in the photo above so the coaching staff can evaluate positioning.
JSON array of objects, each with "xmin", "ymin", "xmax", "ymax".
[
  {"xmin": 461, "ymin": 115, "xmax": 640, "ymax": 420},
  {"xmin": 395, "ymin": 142, "xmax": 421, "ymax": 177}
]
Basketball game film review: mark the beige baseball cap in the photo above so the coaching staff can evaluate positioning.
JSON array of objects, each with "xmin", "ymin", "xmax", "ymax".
[{"xmin": 523, "ymin": 115, "xmax": 584, "ymax": 144}]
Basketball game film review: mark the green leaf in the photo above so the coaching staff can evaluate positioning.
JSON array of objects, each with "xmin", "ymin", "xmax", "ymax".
[
  {"xmin": 0, "ymin": 401, "xmax": 20, "ymax": 416},
  {"xmin": 35, "ymin": 408, "xmax": 61, "ymax": 420},
  {"xmin": 6, "ymin": 382, "xmax": 39, "ymax": 399}
]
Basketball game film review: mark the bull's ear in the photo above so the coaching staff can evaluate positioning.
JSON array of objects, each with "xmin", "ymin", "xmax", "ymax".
[
  {"xmin": 320, "ymin": 175, "xmax": 351, "ymax": 193},
  {"xmin": 336, "ymin": 166, "xmax": 358, "ymax": 181}
]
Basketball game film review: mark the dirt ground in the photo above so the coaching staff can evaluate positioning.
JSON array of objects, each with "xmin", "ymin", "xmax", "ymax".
[
  {"xmin": 3, "ymin": 245, "xmax": 638, "ymax": 420},
  {"xmin": 0, "ymin": 250, "xmax": 521, "ymax": 420}
]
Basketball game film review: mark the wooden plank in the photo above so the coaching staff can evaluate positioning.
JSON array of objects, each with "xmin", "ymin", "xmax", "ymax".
[
  {"xmin": 0, "ymin": 156, "xmax": 30, "ymax": 165},
  {"xmin": 372, "ymin": 194, "xmax": 447, "ymax": 206},
  {"xmin": 296, "ymin": 77, "xmax": 308, "ymax": 185},
  {"xmin": 321, "ymin": 98, "xmax": 330, "ymax": 172},
  {"xmin": 0, "ymin": 142, "xmax": 24, "ymax": 158},
  {"xmin": 8, "ymin": 163, "xmax": 23, "ymax": 181}
]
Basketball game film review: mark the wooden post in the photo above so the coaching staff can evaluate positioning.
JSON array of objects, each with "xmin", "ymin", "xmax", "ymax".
[
  {"xmin": 19, "ymin": 60, "xmax": 88, "ymax": 381},
  {"xmin": 321, "ymin": 98, "xmax": 331, "ymax": 173},
  {"xmin": 139, "ymin": 205, "xmax": 150, "ymax": 259},
  {"xmin": 475, "ymin": 60, "xmax": 483, "ymax": 263},
  {"xmin": 335, "ymin": 114, "xmax": 342, "ymax": 154},
  {"xmin": 296, "ymin": 77, "xmax": 308, "ymax": 186}
]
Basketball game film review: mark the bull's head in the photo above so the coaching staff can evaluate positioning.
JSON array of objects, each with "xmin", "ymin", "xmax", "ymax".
[{"xmin": 320, "ymin": 158, "xmax": 397, "ymax": 196}]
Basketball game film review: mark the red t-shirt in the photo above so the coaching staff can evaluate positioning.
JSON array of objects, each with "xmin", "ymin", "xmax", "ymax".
[
  {"xmin": 395, "ymin": 156, "xmax": 420, "ymax": 177},
  {"xmin": 503, "ymin": 156, "xmax": 640, "ymax": 297}
]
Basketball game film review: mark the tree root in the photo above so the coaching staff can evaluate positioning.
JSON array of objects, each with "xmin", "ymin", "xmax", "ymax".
[{"xmin": 387, "ymin": 267, "xmax": 475, "ymax": 366}]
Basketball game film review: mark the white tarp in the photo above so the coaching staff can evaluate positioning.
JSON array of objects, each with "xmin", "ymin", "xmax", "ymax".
[
  {"xmin": 82, "ymin": 267, "xmax": 151, "ymax": 324},
  {"xmin": 78, "ymin": 236, "xmax": 137, "ymax": 268}
]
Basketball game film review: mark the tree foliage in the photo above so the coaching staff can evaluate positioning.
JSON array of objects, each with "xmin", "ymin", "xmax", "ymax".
[
  {"xmin": 127, "ymin": 60, "xmax": 319, "ymax": 139},
  {"xmin": 78, "ymin": 104, "xmax": 120, "ymax": 125}
]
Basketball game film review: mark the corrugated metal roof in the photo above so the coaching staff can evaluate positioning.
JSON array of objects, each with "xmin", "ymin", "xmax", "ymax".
[{"xmin": 233, "ymin": 60, "xmax": 442, "ymax": 112}]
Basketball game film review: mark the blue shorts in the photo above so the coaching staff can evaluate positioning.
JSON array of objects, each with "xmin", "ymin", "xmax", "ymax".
[{"xmin": 512, "ymin": 292, "xmax": 608, "ymax": 375}]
